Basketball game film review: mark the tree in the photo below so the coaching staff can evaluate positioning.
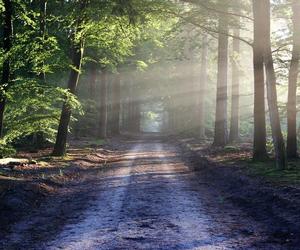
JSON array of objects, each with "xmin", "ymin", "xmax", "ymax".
[
  {"xmin": 252, "ymin": 0, "xmax": 268, "ymax": 161},
  {"xmin": 89, "ymin": 63, "xmax": 97, "ymax": 100},
  {"xmin": 261, "ymin": 0, "xmax": 287, "ymax": 169},
  {"xmin": 53, "ymin": 1, "xmax": 88, "ymax": 156},
  {"xmin": 98, "ymin": 69, "xmax": 108, "ymax": 138},
  {"xmin": 0, "ymin": 0, "xmax": 13, "ymax": 137},
  {"xmin": 110, "ymin": 72, "xmax": 121, "ymax": 135},
  {"xmin": 213, "ymin": 9, "xmax": 229, "ymax": 147},
  {"xmin": 198, "ymin": 34, "xmax": 208, "ymax": 139},
  {"xmin": 229, "ymin": 21, "xmax": 240, "ymax": 142},
  {"xmin": 39, "ymin": 0, "xmax": 47, "ymax": 82},
  {"xmin": 34, "ymin": 0, "xmax": 48, "ymax": 148},
  {"xmin": 286, "ymin": 0, "xmax": 300, "ymax": 159}
]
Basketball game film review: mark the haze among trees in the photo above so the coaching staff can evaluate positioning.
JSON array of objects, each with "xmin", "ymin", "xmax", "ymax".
[
  {"xmin": 1, "ymin": 0, "xmax": 298, "ymax": 167},
  {"xmin": 2, "ymin": 0, "xmax": 300, "ymax": 248}
]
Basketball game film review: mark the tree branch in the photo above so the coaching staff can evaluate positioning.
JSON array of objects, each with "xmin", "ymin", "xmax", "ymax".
[
  {"xmin": 181, "ymin": 0, "xmax": 254, "ymax": 22},
  {"xmin": 168, "ymin": 10, "xmax": 253, "ymax": 47}
]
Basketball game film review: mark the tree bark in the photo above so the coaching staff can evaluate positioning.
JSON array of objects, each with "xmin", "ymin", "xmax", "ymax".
[
  {"xmin": 98, "ymin": 69, "xmax": 108, "ymax": 138},
  {"xmin": 229, "ymin": 25, "xmax": 240, "ymax": 142},
  {"xmin": 262, "ymin": 0, "xmax": 287, "ymax": 169},
  {"xmin": 213, "ymin": 11, "xmax": 229, "ymax": 146},
  {"xmin": 110, "ymin": 73, "xmax": 121, "ymax": 135},
  {"xmin": 252, "ymin": 0, "xmax": 268, "ymax": 160},
  {"xmin": 198, "ymin": 34, "xmax": 208, "ymax": 139},
  {"xmin": 0, "ymin": 0, "xmax": 13, "ymax": 138},
  {"xmin": 287, "ymin": 0, "xmax": 300, "ymax": 159}
]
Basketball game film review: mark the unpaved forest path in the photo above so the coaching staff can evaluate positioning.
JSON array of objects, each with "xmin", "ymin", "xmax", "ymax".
[{"xmin": 1, "ymin": 138, "xmax": 292, "ymax": 249}]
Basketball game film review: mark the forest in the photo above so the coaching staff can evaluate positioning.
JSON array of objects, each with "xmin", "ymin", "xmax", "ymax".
[{"xmin": 1, "ymin": 0, "xmax": 300, "ymax": 249}]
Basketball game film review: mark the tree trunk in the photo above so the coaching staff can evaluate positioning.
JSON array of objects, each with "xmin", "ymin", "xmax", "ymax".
[
  {"xmin": 262, "ymin": 0, "xmax": 287, "ymax": 169},
  {"xmin": 34, "ymin": 0, "xmax": 47, "ymax": 148},
  {"xmin": 52, "ymin": 1, "xmax": 87, "ymax": 156},
  {"xmin": 198, "ymin": 34, "xmax": 208, "ymax": 139},
  {"xmin": 252, "ymin": 0, "xmax": 268, "ymax": 160},
  {"xmin": 110, "ymin": 73, "xmax": 121, "ymax": 135},
  {"xmin": 213, "ymin": 11, "xmax": 229, "ymax": 146},
  {"xmin": 89, "ymin": 63, "xmax": 97, "ymax": 100},
  {"xmin": 123, "ymin": 81, "xmax": 130, "ymax": 132},
  {"xmin": 0, "ymin": 0, "xmax": 13, "ymax": 138},
  {"xmin": 39, "ymin": 0, "xmax": 47, "ymax": 82},
  {"xmin": 287, "ymin": 0, "xmax": 300, "ymax": 159},
  {"xmin": 132, "ymin": 99, "xmax": 140, "ymax": 133},
  {"xmin": 52, "ymin": 44, "xmax": 83, "ymax": 156},
  {"xmin": 128, "ymin": 82, "xmax": 135, "ymax": 132},
  {"xmin": 98, "ymin": 69, "xmax": 108, "ymax": 138},
  {"xmin": 229, "ymin": 26, "xmax": 240, "ymax": 142}
]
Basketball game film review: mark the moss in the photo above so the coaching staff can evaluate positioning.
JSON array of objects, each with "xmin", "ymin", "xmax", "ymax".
[
  {"xmin": 89, "ymin": 139, "xmax": 105, "ymax": 147},
  {"xmin": 247, "ymin": 160, "xmax": 300, "ymax": 184}
]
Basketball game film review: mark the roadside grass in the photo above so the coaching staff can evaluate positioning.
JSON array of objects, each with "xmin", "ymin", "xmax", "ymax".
[
  {"xmin": 89, "ymin": 139, "xmax": 105, "ymax": 146},
  {"xmin": 247, "ymin": 160, "xmax": 300, "ymax": 185},
  {"xmin": 184, "ymin": 138, "xmax": 300, "ymax": 186}
]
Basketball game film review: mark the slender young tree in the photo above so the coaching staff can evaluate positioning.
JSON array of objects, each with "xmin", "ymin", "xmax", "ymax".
[
  {"xmin": 213, "ymin": 10, "xmax": 229, "ymax": 146},
  {"xmin": 39, "ymin": 0, "xmax": 47, "ymax": 82},
  {"xmin": 110, "ymin": 73, "xmax": 121, "ymax": 135},
  {"xmin": 198, "ymin": 34, "xmax": 208, "ymax": 139},
  {"xmin": 229, "ymin": 24, "xmax": 240, "ymax": 142},
  {"xmin": 128, "ymin": 81, "xmax": 136, "ymax": 132},
  {"xmin": 34, "ymin": 0, "xmax": 48, "ymax": 148},
  {"xmin": 252, "ymin": 0, "xmax": 268, "ymax": 160},
  {"xmin": 262, "ymin": 0, "xmax": 287, "ymax": 169},
  {"xmin": 53, "ymin": 1, "xmax": 87, "ymax": 156},
  {"xmin": 98, "ymin": 69, "xmax": 108, "ymax": 138},
  {"xmin": 287, "ymin": 0, "xmax": 300, "ymax": 159},
  {"xmin": 133, "ymin": 100, "xmax": 141, "ymax": 133},
  {"xmin": 0, "ymin": 0, "xmax": 13, "ymax": 138},
  {"xmin": 89, "ymin": 63, "xmax": 97, "ymax": 100}
]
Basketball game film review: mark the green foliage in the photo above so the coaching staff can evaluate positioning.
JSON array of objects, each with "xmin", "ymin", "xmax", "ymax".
[
  {"xmin": 0, "ymin": 141, "xmax": 16, "ymax": 158},
  {"xmin": 2, "ymin": 78, "xmax": 81, "ymax": 148}
]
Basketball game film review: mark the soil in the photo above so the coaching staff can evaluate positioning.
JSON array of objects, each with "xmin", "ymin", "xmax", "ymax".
[{"xmin": 0, "ymin": 135, "xmax": 299, "ymax": 249}]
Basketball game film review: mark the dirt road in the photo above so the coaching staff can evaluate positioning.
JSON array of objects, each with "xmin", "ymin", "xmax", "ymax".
[{"xmin": 1, "ymin": 139, "xmax": 295, "ymax": 249}]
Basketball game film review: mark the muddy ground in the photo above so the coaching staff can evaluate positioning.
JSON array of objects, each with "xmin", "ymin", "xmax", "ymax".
[{"xmin": 0, "ymin": 136, "xmax": 300, "ymax": 249}]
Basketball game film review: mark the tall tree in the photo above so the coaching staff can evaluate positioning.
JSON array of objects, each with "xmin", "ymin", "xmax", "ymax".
[
  {"xmin": 98, "ymin": 69, "xmax": 108, "ymax": 138},
  {"xmin": 110, "ymin": 73, "xmax": 121, "ymax": 135},
  {"xmin": 34, "ymin": 0, "xmax": 48, "ymax": 148},
  {"xmin": 229, "ymin": 23, "xmax": 240, "ymax": 142},
  {"xmin": 39, "ymin": 0, "xmax": 47, "ymax": 82},
  {"xmin": 89, "ymin": 63, "xmax": 97, "ymax": 100},
  {"xmin": 0, "ymin": 0, "xmax": 13, "ymax": 138},
  {"xmin": 262, "ymin": 0, "xmax": 287, "ymax": 169},
  {"xmin": 132, "ymin": 100, "xmax": 141, "ymax": 133},
  {"xmin": 198, "ymin": 34, "xmax": 208, "ymax": 139},
  {"xmin": 52, "ymin": 1, "xmax": 87, "ymax": 156},
  {"xmin": 213, "ymin": 9, "xmax": 229, "ymax": 146},
  {"xmin": 286, "ymin": 0, "xmax": 300, "ymax": 159},
  {"xmin": 252, "ymin": 0, "xmax": 268, "ymax": 160}
]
